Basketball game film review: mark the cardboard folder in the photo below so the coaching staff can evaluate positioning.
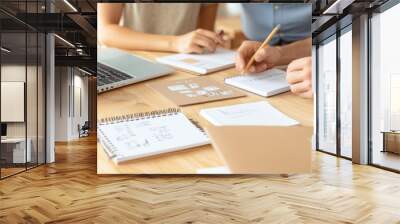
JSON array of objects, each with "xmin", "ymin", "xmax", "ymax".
[
  {"xmin": 148, "ymin": 77, "xmax": 245, "ymax": 106},
  {"xmin": 205, "ymin": 125, "xmax": 313, "ymax": 174}
]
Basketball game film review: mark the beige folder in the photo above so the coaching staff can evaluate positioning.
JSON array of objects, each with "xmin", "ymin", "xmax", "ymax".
[
  {"xmin": 148, "ymin": 77, "xmax": 245, "ymax": 106},
  {"xmin": 205, "ymin": 125, "xmax": 313, "ymax": 174}
]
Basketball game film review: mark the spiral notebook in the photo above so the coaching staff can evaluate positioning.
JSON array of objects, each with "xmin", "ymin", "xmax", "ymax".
[
  {"xmin": 98, "ymin": 109, "xmax": 210, "ymax": 164},
  {"xmin": 156, "ymin": 48, "xmax": 236, "ymax": 75},
  {"xmin": 224, "ymin": 69, "xmax": 290, "ymax": 97}
]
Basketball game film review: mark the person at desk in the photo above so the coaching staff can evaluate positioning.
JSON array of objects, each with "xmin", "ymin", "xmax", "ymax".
[
  {"xmin": 98, "ymin": 3, "xmax": 224, "ymax": 54},
  {"xmin": 235, "ymin": 4, "xmax": 313, "ymax": 98}
]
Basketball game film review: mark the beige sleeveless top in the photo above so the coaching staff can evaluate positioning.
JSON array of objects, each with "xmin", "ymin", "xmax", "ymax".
[{"xmin": 121, "ymin": 3, "xmax": 203, "ymax": 36}]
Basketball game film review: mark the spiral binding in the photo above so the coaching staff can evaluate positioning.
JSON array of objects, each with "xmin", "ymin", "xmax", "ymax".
[
  {"xmin": 98, "ymin": 108, "xmax": 181, "ymax": 125},
  {"xmin": 98, "ymin": 130, "xmax": 118, "ymax": 158},
  {"xmin": 188, "ymin": 118, "xmax": 206, "ymax": 134}
]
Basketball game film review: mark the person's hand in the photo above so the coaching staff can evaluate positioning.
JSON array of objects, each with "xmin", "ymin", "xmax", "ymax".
[
  {"xmin": 286, "ymin": 57, "xmax": 313, "ymax": 98},
  {"xmin": 173, "ymin": 29, "xmax": 224, "ymax": 54},
  {"xmin": 218, "ymin": 30, "xmax": 232, "ymax": 49},
  {"xmin": 236, "ymin": 40, "xmax": 283, "ymax": 73}
]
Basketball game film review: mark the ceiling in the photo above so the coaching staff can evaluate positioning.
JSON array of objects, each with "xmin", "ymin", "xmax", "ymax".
[
  {"xmin": 1, "ymin": 0, "xmax": 394, "ymax": 74},
  {"xmin": 309, "ymin": 0, "xmax": 392, "ymax": 43},
  {"xmin": 0, "ymin": 0, "xmax": 96, "ymax": 74}
]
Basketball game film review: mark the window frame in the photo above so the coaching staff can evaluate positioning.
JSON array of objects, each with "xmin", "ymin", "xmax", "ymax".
[
  {"xmin": 367, "ymin": 0, "xmax": 400, "ymax": 173},
  {"xmin": 315, "ymin": 0, "xmax": 400, "ymax": 173},
  {"xmin": 315, "ymin": 20, "xmax": 353, "ymax": 160},
  {"xmin": 0, "ymin": 0, "xmax": 48, "ymax": 180}
]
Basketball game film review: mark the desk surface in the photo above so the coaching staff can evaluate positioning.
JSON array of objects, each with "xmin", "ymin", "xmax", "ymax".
[{"xmin": 97, "ymin": 51, "xmax": 314, "ymax": 174}]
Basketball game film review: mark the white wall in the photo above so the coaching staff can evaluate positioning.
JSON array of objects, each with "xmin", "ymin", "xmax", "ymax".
[
  {"xmin": 70, "ymin": 73, "xmax": 89, "ymax": 139},
  {"xmin": 1, "ymin": 82, "xmax": 25, "ymax": 122},
  {"xmin": 75, "ymin": 73, "xmax": 89, "ymax": 124},
  {"xmin": 1, "ymin": 65, "xmax": 30, "ymax": 138},
  {"xmin": 54, "ymin": 67, "xmax": 89, "ymax": 141},
  {"xmin": 54, "ymin": 66, "xmax": 69, "ymax": 141},
  {"xmin": 1, "ymin": 64, "xmax": 46, "ymax": 164}
]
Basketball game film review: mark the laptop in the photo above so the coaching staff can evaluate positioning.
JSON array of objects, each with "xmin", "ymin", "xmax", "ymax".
[
  {"xmin": 205, "ymin": 125, "xmax": 313, "ymax": 174},
  {"xmin": 97, "ymin": 47, "xmax": 174, "ymax": 93}
]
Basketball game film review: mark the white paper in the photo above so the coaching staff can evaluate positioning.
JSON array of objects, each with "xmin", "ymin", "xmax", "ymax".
[
  {"xmin": 189, "ymin": 83, "xmax": 200, "ymax": 89},
  {"xmin": 200, "ymin": 101, "xmax": 299, "ymax": 126},
  {"xmin": 196, "ymin": 166, "xmax": 230, "ymax": 174},
  {"xmin": 168, "ymin": 84, "xmax": 189, "ymax": 91},
  {"xmin": 98, "ymin": 112, "xmax": 210, "ymax": 163},
  {"xmin": 225, "ymin": 69, "xmax": 290, "ymax": 97},
  {"xmin": 156, "ymin": 48, "xmax": 236, "ymax": 74}
]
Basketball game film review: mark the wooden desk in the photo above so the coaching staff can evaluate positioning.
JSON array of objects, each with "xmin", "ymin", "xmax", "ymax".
[
  {"xmin": 381, "ymin": 131, "xmax": 400, "ymax": 154},
  {"xmin": 97, "ymin": 51, "xmax": 314, "ymax": 174}
]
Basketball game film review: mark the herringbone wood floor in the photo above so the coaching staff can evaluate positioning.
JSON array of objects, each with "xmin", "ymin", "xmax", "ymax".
[{"xmin": 1, "ymin": 135, "xmax": 400, "ymax": 224}]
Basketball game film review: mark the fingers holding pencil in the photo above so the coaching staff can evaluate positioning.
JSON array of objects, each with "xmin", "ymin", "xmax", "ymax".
[
  {"xmin": 236, "ymin": 24, "xmax": 282, "ymax": 74},
  {"xmin": 236, "ymin": 42, "xmax": 282, "ymax": 73},
  {"xmin": 236, "ymin": 41, "xmax": 264, "ymax": 72}
]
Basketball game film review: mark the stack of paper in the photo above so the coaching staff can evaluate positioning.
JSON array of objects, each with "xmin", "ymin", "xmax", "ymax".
[
  {"xmin": 225, "ymin": 69, "xmax": 290, "ymax": 97},
  {"xmin": 156, "ymin": 48, "xmax": 236, "ymax": 75},
  {"xmin": 200, "ymin": 101, "xmax": 299, "ymax": 126}
]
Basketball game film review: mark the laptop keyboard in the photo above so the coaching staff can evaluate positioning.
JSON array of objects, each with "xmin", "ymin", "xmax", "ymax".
[{"xmin": 97, "ymin": 63, "xmax": 134, "ymax": 86}]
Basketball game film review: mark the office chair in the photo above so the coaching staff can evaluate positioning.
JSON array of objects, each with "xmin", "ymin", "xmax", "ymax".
[{"xmin": 79, "ymin": 121, "xmax": 90, "ymax": 138}]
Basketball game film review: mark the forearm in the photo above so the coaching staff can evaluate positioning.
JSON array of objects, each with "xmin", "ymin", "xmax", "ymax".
[
  {"xmin": 276, "ymin": 37, "xmax": 312, "ymax": 65},
  {"xmin": 98, "ymin": 24, "xmax": 178, "ymax": 52},
  {"xmin": 197, "ymin": 4, "xmax": 218, "ymax": 30}
]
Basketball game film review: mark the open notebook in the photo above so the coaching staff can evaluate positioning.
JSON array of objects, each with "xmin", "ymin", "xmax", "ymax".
[
  {"xmin": 156, "ymin": 48, "xmax": 235, "ymax": 75},
  {"xmin": 98, "ymin": 109, "xmax": 210, "ymax": 164},
  {"xmin": 200, "ymin": 101, "xmax": 299, "ymax": 126},
  {"xmin": 225, "ymin": 68, "xmax": 290, "ymax": 97}
]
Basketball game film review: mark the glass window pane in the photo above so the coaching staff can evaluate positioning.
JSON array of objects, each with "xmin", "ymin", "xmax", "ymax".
[
  {"xmin": 25, "ymin": 0, "xmax": 40, "ymax": 170},
  {"xmin": 38, "ymin": 33, "xmax": 45, "ymax": 165},
  {"xmin": 371, "ymin": 3, "xmax": 400, "ymax": 171},
  {"xmin": 1, "ymin": 31, "xmax": 27, "ymax": 177},
  {"xmin": 27, "ymin": 31, "xmax": 38, "ymax": 169},
  {"xmin": 318, "ymin": 36, "xmax": 337, "ymax": 154},
  {"xmin": 1, "ymin": 0, "xmax": 46, "ymax": 179},
  {"xmin": 339, "ymin": 29, "xmax": 352, "ymax": 158},
  {"xmin": 390, "ymin": 74, "xmax": 400, "ymax": 130}
]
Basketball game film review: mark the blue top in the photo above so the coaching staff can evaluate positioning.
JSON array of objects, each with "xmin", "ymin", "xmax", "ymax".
[{"xmin": 241, "ymin": 3, "xmax": 312, "ymax": 45}]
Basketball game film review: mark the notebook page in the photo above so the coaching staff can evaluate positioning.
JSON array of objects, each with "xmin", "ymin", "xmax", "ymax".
[
  {"xmin": 156, "ymin": 48, "xmax": 235, "ymax": 71},
  {"xmin": 225, "ymin": 69, "xmax": 289, "ymax": 96},
  {"xmin": 200, "ymin": 101, "xmax": 299, "ymax": 126},
  {"xmin": 99, "ymin": 112, "xmax": 210, "ymax": 161}
]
